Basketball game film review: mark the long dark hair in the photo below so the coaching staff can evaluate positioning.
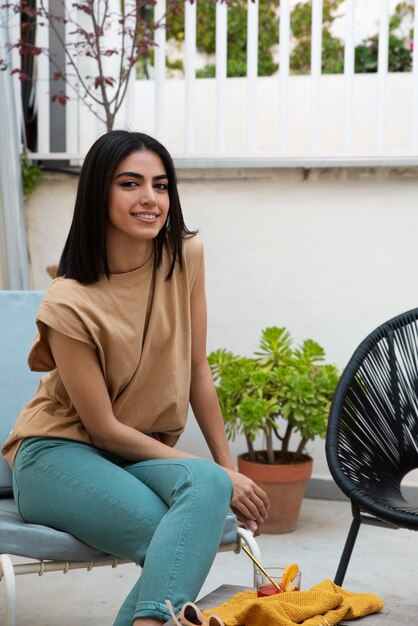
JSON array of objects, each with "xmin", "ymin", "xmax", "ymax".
[{"xmin": 58, "ymin": 131, "xmax": 196, "ymax": 284}]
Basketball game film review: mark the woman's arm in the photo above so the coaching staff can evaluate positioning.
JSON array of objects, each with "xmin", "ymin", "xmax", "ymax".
[
  {"xmin": 47, "ymin": 326, "xmax": 197, "ymax": 462},
  {"xmin": 189, "ymin": 261, "xmax": 269, "ymax": 532}
]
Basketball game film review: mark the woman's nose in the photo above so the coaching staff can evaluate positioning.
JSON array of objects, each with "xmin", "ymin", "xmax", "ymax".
[{"xmin": 140, "ymin": 185, "xmax": 157, "ymax": 206}]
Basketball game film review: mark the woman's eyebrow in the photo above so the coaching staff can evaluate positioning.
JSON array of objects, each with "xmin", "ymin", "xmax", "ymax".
[{"xmin": 115, "ymin": 171, "xmax": 168, "ymax": 181}]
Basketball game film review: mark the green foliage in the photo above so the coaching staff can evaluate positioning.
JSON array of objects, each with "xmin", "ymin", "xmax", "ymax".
[
  {"xmin": 256, "ymin": 326, "xmax": 293, "ymax": 363},
  {"xmin": 291, "ymin": 0, "xmax": 413, "ymax": 74},
  {"xmin": 290, "ymin": 0, "xmax": 345, "ymax": 74},
  {"xmin": 354, "ymin": 2, "xmax": 413, "ymax": 73},
  {"xmin": 20, "ymin": 150, "xmax": 42, "ymax": 197},
  {"xmin": 209, "ymin": 327, "xmax": 339, "ymax": 464},
  {"xmin": 196, "ymin": 64, "xmax": 216, "ymax": 78},
  {"xmin": 355, "ymin": 33, "xmax": 412, "ymax": 73},
  {"xmin": 166, "ymin": 0, "xmax": 279, "ymax": 78},
  {"xmin": 151, "ymin": 0, "xmax": 414, "ymax": 78}
]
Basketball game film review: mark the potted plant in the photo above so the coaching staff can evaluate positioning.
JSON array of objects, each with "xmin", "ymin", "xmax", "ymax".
[{"xmin": 208, "ymin": 327, "xmax": 339, "ymax": 533}]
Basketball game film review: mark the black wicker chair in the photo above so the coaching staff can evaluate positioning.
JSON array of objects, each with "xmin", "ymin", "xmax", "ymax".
[{"xmin": 326, "ymin": 308, "xmax": 418, "ymax": 585}]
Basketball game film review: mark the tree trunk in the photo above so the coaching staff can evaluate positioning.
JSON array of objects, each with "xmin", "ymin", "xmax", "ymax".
[
  {"xmin": 295, "ymin": 437, "xmax": 308, "ymax": 459},
  {"xmin": 266, "ymin": 425, "xmax": 275, "ymax": 464},
  {"xmin": 282, "ymin": 422, "xmax": 293, "ymax": 453},
  {"xmin": 105, "ymin": 111, "xmax": 114, "ymax": 132},
  {"xmin": 246, "ymin": 435, "xmax": 256, "ymax": 462}
]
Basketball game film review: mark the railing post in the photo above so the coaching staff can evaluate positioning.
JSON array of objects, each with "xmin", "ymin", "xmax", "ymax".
[
  {"xmin": 278, "ymin": 0, "xmax": 290, "ymax": 155},
  {"xmin": 411, "ymin": 0, "xmax": 418, "ymax": 155},
  {"xmin": 377, "ymin": 0, "xmax": 389, "ymax": 153},
  {"xmin": 342, "ymin": 0, "xmax": 355, "ymax": 155},
  {"xmin": 8, "ymin": 2, "xmax": 22, "ymax": 145},
  {"xmin": 246, "ymin": 0, "xmax": 258, "ymax": 154},
  {"xmin": 310, "ymin": 0, "xmax": 323, "ymax": 155},
  {"xmin": 185, "ymin": 0, "xmax": 196, "ymax": 154},
  {"xmin": 65, "ymin": 0, "xmax": 80, "ymax": 154},
  {"xmin": 36, "ymin": 0, "xmax": 50, "ymax": 154},
  {"xmin": 215, "ymin": 1, "xmax": 227, "ymax": 155},
  {"xmin": 154, "ymin": 0, "xmax": 166, "ymax": 139}
]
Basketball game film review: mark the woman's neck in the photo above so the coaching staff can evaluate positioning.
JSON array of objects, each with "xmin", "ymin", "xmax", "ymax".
[{"xmin": 107, "ymin": 236, "xmax": 154, "ymax": 274}]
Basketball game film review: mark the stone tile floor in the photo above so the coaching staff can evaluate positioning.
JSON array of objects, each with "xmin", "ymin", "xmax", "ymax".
[{"xmin": 1, "ymin": 498, "xmax": 417, "ymax": 625}]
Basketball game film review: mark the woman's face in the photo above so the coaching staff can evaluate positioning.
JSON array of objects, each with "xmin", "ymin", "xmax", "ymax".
[{"xmin": 107, "ymin": 149, "xmax": 170, "ymax": 246}]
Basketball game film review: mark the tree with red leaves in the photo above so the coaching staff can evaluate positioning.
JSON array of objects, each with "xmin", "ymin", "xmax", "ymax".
[{"xmin": 0, "ymin": 0, "xmax": 182, "ymax": 132}]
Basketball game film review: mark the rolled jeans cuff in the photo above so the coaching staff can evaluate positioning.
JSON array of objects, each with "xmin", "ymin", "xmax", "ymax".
[{"xmin": 134, "ymin": 600, "xmax": 172, "ymax": 622}]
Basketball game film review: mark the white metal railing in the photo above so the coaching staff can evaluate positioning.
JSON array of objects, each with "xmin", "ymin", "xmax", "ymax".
[{"xmin": 4, "ymin": 0, "xmax": 418, "ymax": 165}]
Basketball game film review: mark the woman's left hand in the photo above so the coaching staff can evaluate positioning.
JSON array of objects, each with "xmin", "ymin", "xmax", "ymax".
[{"xmin": 224, "ymin": 468, "xmax": 270, "ymax": 536}]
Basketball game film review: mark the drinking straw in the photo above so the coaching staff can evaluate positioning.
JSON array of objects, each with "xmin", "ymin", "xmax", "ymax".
[{"xmin": 241, "ymin": 545, "xmax": 281, "ymax": 592}]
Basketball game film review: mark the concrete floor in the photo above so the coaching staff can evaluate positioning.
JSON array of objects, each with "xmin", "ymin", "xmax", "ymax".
[{"xmin": 1, "ymin": 498, "xmax": 417, "ymax": 625}]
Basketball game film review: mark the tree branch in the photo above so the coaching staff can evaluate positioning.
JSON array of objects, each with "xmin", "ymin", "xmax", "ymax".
[
  {"xmin": 295, "ymin": 436, "xmax": 308, "ymax": 458},
  {"xmin": 245, "ymin": 434, "xmax": 256, "ymax": 463},
  {"xmin": 108, "ymin": 0, "xmax": 134, "ymax": 108},
  {"xmin": 39, "ymin": 0, "xmax": 103, "ymax": 108},
  {"xmin": 90, "ymin": 4, "xmax": 112, "ymax": 130},
  {"xmin": 265, "ymin": 425, "xmax": 275, "ymax": 464},
  {"xmin": 281, "ymin": 421, "xmax": 293, "ymax": 454},
  {"xmin": 47, "ymin": 53, "xmax": 107, "ymax": 126}
]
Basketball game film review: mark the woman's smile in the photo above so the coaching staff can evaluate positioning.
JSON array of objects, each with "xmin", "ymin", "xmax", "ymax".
[{"xmin": 130, "ymin": 210, "xmax": 160, "ymax": 223}]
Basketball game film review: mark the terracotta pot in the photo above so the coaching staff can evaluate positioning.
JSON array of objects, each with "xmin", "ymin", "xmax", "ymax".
[{"xmin": 237, "ymin": 453, "xmax": 313, "ymax": 534}]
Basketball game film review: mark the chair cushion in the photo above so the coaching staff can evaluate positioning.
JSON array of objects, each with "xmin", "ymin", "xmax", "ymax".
[
  {"xmin": 0, "ymin": 498, "xmax": 112, "ymax": 560},
  {"xmin": 0, "ymin": 291, "xmax": 45, "ymax": 495},
  {"xmin": 0, "ymin": 498, "xmax": 238, "ymax": 560},
  {"xmin": 220, "ymin": 511, "xmax": 238, "ymax": 545}
]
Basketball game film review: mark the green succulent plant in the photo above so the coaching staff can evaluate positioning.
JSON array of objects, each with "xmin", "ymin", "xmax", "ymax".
[{"xmin": 208, "ymin": 327, "xmax": 339, "ymax": 465}]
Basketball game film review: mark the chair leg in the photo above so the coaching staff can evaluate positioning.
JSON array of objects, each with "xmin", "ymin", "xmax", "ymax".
[
  {"xmin": 0, "ymin": 554, "xmax": 17, "ymax": 626},
  {"xmin": 334, "ymin": 515, "xmax": 361, "ymax": 586}
]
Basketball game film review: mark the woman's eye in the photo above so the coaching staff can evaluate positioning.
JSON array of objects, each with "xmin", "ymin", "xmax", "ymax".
[
  {"xmin": 155, "ymin": 183, "xmax": 168, "ymax": 191},
  {"xmin": 120, "ymin": 181, "xmax": 138, "ymax": 188}
]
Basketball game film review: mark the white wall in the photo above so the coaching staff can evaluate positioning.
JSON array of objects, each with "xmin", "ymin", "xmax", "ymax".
[{"xmin": 24, "ymin": 167, "xmax": 418, "ymax": 487}]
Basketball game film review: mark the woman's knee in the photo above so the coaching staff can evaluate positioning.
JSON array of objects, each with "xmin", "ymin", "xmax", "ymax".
[{"xmin": 191, "ymin": 459, "xmax": 233, "ymax": 506}]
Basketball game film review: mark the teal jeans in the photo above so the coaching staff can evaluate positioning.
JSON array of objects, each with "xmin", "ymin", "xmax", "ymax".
[{"xmin": 13, "ymin": 437, "xmax": 233, "ymax": 624}]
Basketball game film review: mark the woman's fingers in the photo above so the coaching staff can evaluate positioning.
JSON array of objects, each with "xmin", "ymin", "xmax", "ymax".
[
  {"xmin": 225, "ymin": 469, "xmax": 270, "ymax": 527},
  {"xmin": 254, "ymin": 482, "xmax": 270, "ymax": 510},
  {"xmin": 231, "ymin": 491, "xmax": 266, "ymax": 524},
  {"xmin": 230, "ymin": 506, "xmax": 262, "ymax": 536},
  {"xmin": 237, "ymin": 477, "xmax": 269, "ymax": 519},
  {"xmin": 245, "ymin": 519, "xmax": 259, "ymax": 534}
]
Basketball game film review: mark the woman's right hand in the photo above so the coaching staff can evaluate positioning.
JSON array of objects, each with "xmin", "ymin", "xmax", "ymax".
[{"xmin": 224, "ymin": 468, "xmax": 269, "ymax": 536}]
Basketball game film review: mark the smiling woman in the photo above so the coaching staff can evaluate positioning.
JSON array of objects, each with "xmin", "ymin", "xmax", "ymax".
[{"xmin": 1, "ymin": 130, "xmax": 269, "ymax": 626}]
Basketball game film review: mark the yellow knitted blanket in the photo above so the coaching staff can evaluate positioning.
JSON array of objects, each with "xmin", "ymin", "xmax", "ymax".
[{"xmin": 203, "ymin": 579, "xmax": 383, "ymax": 626}]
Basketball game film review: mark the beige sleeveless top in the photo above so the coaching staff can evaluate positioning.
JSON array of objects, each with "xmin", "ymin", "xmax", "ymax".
[{"xmin": 2, "ymin": 236, "xmax": 204, "ymax": 467}]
